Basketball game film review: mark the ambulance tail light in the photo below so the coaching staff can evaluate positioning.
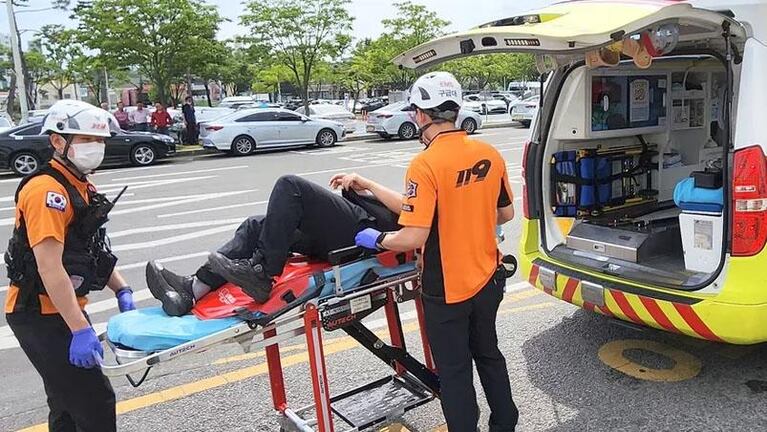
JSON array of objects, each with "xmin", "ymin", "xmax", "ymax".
[
  {"xmin": 521, "ymin": 139, "xmax": 532, "ymax": 219},
  {"xmin": 732, "ymin": 145, "xmax": 767, "ymax": 256}
]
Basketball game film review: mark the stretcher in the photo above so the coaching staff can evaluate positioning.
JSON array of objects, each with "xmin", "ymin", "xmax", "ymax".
[{"xmin": 99, "ymin": 246, "xmax": 443, "ymax": 432}]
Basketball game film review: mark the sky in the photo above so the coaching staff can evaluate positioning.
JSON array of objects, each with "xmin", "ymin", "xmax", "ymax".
[{"xmin": 0, "ymin": 0, "xmax": 556, "ymax": 47}]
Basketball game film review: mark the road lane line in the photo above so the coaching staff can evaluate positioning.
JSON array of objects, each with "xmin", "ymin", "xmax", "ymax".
[
  {"xmin": 109, "ymin": 189, "xmax": 257, "ymax": 216},
  {"xmin": 111, "ymin": 224, "xmax": 241, "ymax": 252},
  {"xmin": 108, "ymin": 218, "xmax": 246, "ymax": 239},
  {"xmin": 117, "ymin": 192, "xmax": 234, "ymax": 205},
  {"xmin": 158, "ymin": 200, "xmax": 268, "ymax": 218},
  {"xmin": 110, "ymin": 165, "xmax": 249, "ymax": 182},
  {"xmin": 96, "ymin": 175, "xmax": 218, "ymax": 195}
]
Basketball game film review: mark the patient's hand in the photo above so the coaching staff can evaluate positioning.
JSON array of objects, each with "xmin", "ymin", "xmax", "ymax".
[{"xmin": 329, "ymin": 173, "xmax": 371, "ymax": 192}]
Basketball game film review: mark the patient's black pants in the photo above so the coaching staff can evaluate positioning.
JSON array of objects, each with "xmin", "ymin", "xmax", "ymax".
[{"xmin": 196, "ymin": 175, "xmax": 373, "ymax": 287}]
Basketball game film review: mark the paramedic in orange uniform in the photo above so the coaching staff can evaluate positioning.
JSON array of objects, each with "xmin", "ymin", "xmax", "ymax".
[
  {"xmin": 4, "ymin": 100, "xmax": 134, "ymax": 432},
  {"xmin": 338, "ymin": 72, "xmax": 518, "ymax": 431}
]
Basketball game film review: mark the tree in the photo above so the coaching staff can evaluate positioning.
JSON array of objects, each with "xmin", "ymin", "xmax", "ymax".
[
  {"xmin": 375, "ymin": 1, "xmax": 450, "ymax": 89},
  {"xmin": 73, "ymin": 0, "xmax": 223, "ymax": 105},
  {"xmin": 241, "ymin": 0, "xmax": 353, "ymax": 113},
  {"xmin": 34, "ymin": 25, "xmax": 80, "ymax": 99},
  {"xmin": 23, "ymin": 49, "xmax": 55, "ymax": 106}
]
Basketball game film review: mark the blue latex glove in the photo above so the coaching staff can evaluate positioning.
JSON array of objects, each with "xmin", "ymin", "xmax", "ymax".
[
  {"xmin": 355, "ymin": 228, "xmax": 383, "ymax": 250},
  {"xmin": 116, "ymin": 287, "xmax": 135, "ymax": 312},
  {"xmin": 69, "ymin": 327, "xmax": 103, "ymax": 369}
]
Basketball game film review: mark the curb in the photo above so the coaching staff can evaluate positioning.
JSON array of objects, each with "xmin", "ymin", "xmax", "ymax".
[{"xmin": 171, "ymin": 121, "xmax": 521, "ymax": 158}]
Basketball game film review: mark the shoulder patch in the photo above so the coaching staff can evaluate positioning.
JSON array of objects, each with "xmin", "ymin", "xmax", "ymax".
[
  {"xmin": 45, "ymin": 191, "xmax": 68, "ymax": 212},
  {"xmin": 402, "ymin": 203, "xmax": 414, "ymax": 212},
  {"xmin": 406, "ymin": 179, "xmax": 418, "ymax": 198}
]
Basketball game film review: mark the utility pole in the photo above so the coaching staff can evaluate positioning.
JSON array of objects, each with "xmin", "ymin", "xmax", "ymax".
[
  {"xmin": 6, "ymin": 0, "xmax": 29, "ymax": 123},
  {"xmin": 104, "ymin": 67, "xmax": 111, "ymax": 107}
]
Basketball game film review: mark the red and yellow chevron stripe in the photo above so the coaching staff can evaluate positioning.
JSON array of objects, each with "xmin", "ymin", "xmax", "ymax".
[{"xmin": 528, "ymin": 263, "xmax": 725, "ymax": 343}]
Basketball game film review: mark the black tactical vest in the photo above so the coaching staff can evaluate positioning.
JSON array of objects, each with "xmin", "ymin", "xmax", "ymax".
[{"xmin": 4, "ymin": 164, "xmax": 118, "ymax": 313}]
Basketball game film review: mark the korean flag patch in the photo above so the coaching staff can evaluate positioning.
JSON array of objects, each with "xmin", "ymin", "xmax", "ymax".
[
  {"xmin": 45, "ymin": 191, "xmax": 67, "ymax": 212},
  {"xmin": 406, "ymin": 179, "xmax": 418, "ymax": 199}
]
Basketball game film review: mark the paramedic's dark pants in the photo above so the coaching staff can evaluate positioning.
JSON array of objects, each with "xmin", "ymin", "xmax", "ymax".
[
  {"xmin": 196, "ymin": 175, "xmax": 372, "ymax": 287},
  {"xmin": 7, "ymin": 312, "xmax": 116, "ymax": 432},
  {"xmin": 422, "ymin": 272, "xmax": 518, "ymax": 432}
]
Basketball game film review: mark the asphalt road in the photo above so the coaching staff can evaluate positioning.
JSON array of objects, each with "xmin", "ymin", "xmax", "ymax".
[{"xmin": 0, "ymin": 125, "xmax": 766, "ymax": 432}]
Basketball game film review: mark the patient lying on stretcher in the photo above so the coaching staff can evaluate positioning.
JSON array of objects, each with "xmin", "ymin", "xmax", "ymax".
[{"xmin": 147, "ymin": 175, "xmax": 401, "ymax": 316}]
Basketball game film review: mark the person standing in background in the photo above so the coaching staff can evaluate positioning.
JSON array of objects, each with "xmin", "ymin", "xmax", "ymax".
[
  {"xmin": 151, "ymin": 103, "xmax": 172, "ymax": 136},
  {"xmin": 182, "ymin": 97, "xmax": 197, "ymax": 145},
  {"xmin": 113, "ymin": 102, "xmax": 130, "ymax": 130},
  {"xmin": 129, "ymin": 102, "xmax": 149, "ymax": 132}
]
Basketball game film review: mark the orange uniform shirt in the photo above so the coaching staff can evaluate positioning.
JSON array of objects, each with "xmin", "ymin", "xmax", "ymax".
[
  {"xmin": 398, "ymin": 131, "xmax": 513, "ymax": 304},
  {"xmin": 5, "ymin": 160, "xmax": 92, "ymax": 314}
]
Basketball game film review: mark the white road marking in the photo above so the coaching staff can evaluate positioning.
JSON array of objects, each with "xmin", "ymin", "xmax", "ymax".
[
  {"xmin": 291, "ymin": 146, "xmax": 371, "ymax": 155},
  {"xmin": 108, "ymin": 218, "xmax": 246, "ymax": 239},
  {"xmin": 111, "ymin": 224, "xmax": 241, "ymax": 252},
  {"xmin": 109, "ymin": 165, "xmax": 249, "ymax": 182},
  {"xmin": 96, "ymin": 176, "xmax": 218, "ymax": 197},
  {"xmin": 110, "ymin": 189, "xmax": 257, "ymax": 216},
  {"xmin": 158, "ymin": 200, "xmax": 268, "ymax": 218}
]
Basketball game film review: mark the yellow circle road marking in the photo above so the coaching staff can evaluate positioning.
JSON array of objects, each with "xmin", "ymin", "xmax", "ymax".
[{"xmin": 598, "ymin": 339, "xmax": 702, "ymax": 382}]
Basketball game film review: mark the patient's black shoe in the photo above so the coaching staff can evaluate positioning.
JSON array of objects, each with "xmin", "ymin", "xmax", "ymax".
[
  {"xmin": 145, "ymin": 261, "xmax": 195, "ymax": 316},
  {"xmin": 207, "ymin": 252, "xmax": 272, "ymax": 303}
]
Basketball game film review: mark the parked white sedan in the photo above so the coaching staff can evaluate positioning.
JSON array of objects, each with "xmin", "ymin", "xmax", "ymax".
[
  {"xmin": 365, "ymin": 102, "xmax": 482, "ymax": 140},
  {"xmin": 294, "ymin": 104, "xmax": 357, "ymax": 135},
  {"xmin": 200, "ymin": 108, "xmax": 346, "ymax": 155},
  {"xmin": 462, "ymin": 94, "xmax": 508, "ymax": 114},
  {"xmin": 508, "ymin": 95, "xmax": 540, "ymax": 128}
]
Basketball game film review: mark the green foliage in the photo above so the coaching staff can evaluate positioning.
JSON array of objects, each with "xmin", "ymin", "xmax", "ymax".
[
  {"xmin": 33, "ymin": 25, "xmax": 80, "ymax": 98},
  {"xmin": 442, "ymin": 54, "xmax": 539, "ymax": 90},
  {"xmin": 241, "ymin": 0, "xmax": 353, "ymax": 112},
  {"xmin": 74, "ymin": 0, "xmax": 223, "ymax": 105}
]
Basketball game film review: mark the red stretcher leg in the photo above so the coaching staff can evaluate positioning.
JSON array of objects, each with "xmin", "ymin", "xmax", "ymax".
[
  {"xmin": 415, "ymin": 293, "xmax": 435, "ymax": 372},
  {"xmin": 304, "ymin": 303, "xmax": 334, "ymax": 432},
  {"xmin": 265, "ymin": 328, "xmax": 287, "ymax": 412},
  {"xmin": 385, "ymin": 288, "xmax": 406, "ymax": 376}
]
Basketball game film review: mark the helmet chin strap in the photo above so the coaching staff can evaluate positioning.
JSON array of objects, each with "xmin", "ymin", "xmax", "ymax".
[{"xmin": 418, "ymin": 121, "xmax": 435, "ymax": 147}]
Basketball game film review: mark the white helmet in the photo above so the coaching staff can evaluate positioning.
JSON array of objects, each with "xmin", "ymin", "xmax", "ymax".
[
  {"xmin": 41, "ymin": 100, "xmax": 119, "ymax": 138},
  {"xmin": 407, "ymin": 71, "xmax": 462, "ymax": 111}
]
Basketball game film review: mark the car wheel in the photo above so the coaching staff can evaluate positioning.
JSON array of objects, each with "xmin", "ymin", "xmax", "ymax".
[
  {"xmin": 316, "ymin": 129, "xmax": 337, "ymax": 147},
  {"xmin": 231, "ymin": 135, "xmax": 255, "ymax": 156},
  {"xmin": 398, "ymin": 122, "xmax": 417, "ymax": 140},
  {"xmin": 10, "ymin": 152, "xmax": 41, "ymax": 176},
  {"xmin": 461, "ymin": 118, "xmax": 478, "ymax": 134},
  {"xmin": 130, "ymin": 144, "xmax": 156, "ymax": 166},
  {"xmin": 521, "ymin": 120, "xmax": 532, "ymax": 128}
]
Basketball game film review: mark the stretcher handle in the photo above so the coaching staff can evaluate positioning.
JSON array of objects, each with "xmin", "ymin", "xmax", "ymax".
[{"xmin": 327, "ymin": 245, "xmax": 367, "ymax": 266}]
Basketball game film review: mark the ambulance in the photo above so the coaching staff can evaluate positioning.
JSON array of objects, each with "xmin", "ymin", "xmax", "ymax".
[{"xmin": 396, "ymin": 1, "xmax": 767, "ymax": 344}]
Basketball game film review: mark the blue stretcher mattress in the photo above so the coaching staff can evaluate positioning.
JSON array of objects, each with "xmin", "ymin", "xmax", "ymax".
[
  {"xmin": 107, "ymin": 257, "xmax": 416, "ymax": 352},
  {"xmin": 673, "ymin": 177, "xmax": 723, "ymax": 213}
]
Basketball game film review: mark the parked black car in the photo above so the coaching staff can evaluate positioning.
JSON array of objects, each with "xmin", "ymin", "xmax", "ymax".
[{"xmin": 0, "ymin": 123, "xmax": 176, "ymax": 176}]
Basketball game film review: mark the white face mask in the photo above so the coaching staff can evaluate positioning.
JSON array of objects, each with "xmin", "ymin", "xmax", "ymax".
[{"xmin": 68, "ymin": 142, "xmax": 105, "ymax": 173}]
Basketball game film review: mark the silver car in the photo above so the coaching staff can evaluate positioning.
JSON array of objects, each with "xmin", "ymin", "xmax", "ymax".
[
  {"xmin": 295, "ymin": 104, "xmax": 357, "ymax": 135},
  {"xmin": 365, "ymin": 101, "xmax": 482, "ymax": 140},
  {"xmin": 199, "ymin": 108, "xmax": 346, "ymax": 155}
]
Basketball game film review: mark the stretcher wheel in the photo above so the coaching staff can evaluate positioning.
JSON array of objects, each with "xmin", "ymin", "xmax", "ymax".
[{"xmin": 502, "ymin": 255, "xmax": 517, "ymax": 278}]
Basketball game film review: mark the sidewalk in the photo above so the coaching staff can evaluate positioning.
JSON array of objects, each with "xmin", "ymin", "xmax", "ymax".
[{"xmin": 174, "ymin": 119, "xmax": 521, "ymax": 158}]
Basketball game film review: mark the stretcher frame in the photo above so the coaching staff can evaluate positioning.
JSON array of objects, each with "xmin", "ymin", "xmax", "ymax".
[{"xmin": 100, "ymin": 266, "xmax": 439, "ymax": 432}]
